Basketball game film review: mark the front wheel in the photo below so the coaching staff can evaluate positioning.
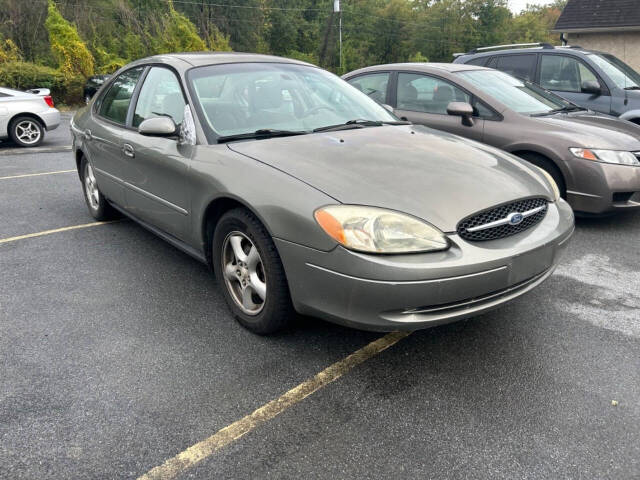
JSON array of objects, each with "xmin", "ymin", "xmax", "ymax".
[
  {"xmin": 9, "ymin": 116, "xmax": 44, "ymax": 147},
  {"xmin": 213, "ymin": 208, "xmax": 295, "ymax": 334}
]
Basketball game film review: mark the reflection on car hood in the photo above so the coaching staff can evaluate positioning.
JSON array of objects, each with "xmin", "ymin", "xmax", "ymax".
[
  {"xmin": 532, "ymin": 111, "xmax": 640, "ymax": 150},
  {"xmin": 228, "ymin": 125, "xmax": 552, "ymax": 232}
]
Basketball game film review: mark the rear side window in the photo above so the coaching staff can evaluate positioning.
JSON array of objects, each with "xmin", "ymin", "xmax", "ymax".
[
  {"xmin": 346, "ymin": 72, "xmax": 390, "ymax": 104},
  {"xmin": 98, "ymin": 67, "xmax": 144, "ymax": 125},
  {"xmin": 466, "ymin": 57, "xmax": 488, "ymax": 67},
  {"xmin": 495, "ymin": 54, "xmax": 536, "ymax": 81},
  {"xmin": 397, "ymin": 73, "xmax": 470, "ymax": 114},
  {"xmin": 539, "ymin": 55, "xmax": 598, "ymax": 92}
]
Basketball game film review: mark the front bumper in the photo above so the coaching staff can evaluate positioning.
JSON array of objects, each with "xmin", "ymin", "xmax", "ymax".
[
  {"xmin": 277, "ymin": 200, "xmax": 575, "ymax": 331},
  {"xmin": 566, "ymin": 156, "xmax": 640, "ymax": 213}
]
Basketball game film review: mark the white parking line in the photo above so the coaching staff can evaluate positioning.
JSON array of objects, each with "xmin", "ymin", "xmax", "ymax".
[
  {"xmin": 137, "ymin": 331, "xmax": 411, "ymax": 480},
  {"xmin": 0, "ymin": 221, "xmax": 118, "ymax": 245},
  {"xmin": 0, "ymin": 169, "xmax": 75, "ymax": 180}
]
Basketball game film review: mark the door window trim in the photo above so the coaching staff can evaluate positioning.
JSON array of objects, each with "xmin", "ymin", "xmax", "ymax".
[
  {"xmin": 391, "ymin": 70, "xmax": 503, "ymax": 121},
  {"xmin": 536, "ymin": 53, "xmax": 611, "ymax": 96}
]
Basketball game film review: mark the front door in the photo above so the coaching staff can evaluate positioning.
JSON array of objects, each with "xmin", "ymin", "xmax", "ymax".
[
  {"xmin": 121, "ymin": 66, "xmax": 191, "ymax": 240},
  {"xmin": 538, "ymin": 54, "xmax": 612, "ymax": 115},
  {"xmin": 393, "ymin": 72, "xmax": 485, "ymax": 142}
]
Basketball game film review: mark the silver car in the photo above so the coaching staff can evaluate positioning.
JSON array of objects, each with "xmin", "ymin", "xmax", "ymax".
[
  {"xmin": 0, "ymin": 87, "xmax": 61, "ymax": 147},
  {"xmin": 71, "ymin": 53, "xmax": 574, "ymax": 334}
]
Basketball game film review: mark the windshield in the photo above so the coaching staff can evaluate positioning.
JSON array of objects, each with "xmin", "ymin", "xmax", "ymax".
[
  {"xmin": 186, "ymin": 62, "xmax": 397, "ymax": 142},
  {"xmin": 587, "ymin": 53, "xmax": 640, "ymax": 89},
  {"xmin": 456, "ymin": 69, "xmax": 571, "ymax": 115}
]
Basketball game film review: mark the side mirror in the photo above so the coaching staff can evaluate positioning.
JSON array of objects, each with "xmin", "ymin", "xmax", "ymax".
[
  {"xmin": 447, "ymin": 101, "xmax": 474, "ymax": 126},
  {"xmin": 381, "ymin": 103, "xmax": 394, "ymax": 113},
  {"xmin": 581, "ymin": 81, "xmax": 601, "ymax": 95},
  {"xmin": 138, "ymin": 117, "xmax": 178, "ymax": 137}
]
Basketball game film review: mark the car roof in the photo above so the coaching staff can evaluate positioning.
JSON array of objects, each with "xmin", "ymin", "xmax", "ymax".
[
  {"xmin": 345, "ymin": 62, "xmax": 489, "ymax": 77},
  {"xmin": 126, "ymin": 51, "xmax": 313, "ymax": 69}
]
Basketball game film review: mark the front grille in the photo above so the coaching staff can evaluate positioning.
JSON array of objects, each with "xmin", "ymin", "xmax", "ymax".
[{"xmin": 457, "ymin": 197, "xmax": 548, "ymax": 242}]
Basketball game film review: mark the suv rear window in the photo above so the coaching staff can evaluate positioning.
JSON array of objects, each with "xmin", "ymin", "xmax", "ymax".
[
  {"xmin": 466, "ymin": 57, "xmax": 488, "ymax": 67},
  {"xmin": 494, "ymin": 54, "xmax": 536, "ymax": 81}
]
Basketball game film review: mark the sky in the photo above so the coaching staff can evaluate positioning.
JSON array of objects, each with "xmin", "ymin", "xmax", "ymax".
[{"xmin": 507, "ymin": 0, "xmax": 557, "ymax": 13}]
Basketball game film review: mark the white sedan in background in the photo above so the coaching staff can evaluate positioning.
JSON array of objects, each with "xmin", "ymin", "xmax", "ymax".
[{"xmin": 0, "ymin": 87, "xmax": 60, "ymax": 147}]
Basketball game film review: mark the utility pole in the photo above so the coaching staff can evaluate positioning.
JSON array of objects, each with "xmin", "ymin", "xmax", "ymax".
[{"xmin": 334, "ymin": 0, "xmax": 342, "ymax": 71}]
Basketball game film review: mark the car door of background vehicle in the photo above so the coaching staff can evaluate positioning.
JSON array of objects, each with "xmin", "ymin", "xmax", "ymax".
[
  {"xmin": 537, "ymin": 54, "xmax": 612, "ymax": 114},
  {"xmin": 88, "ymin": 67, "xmax": 145, "ymax": 207},
  {"xmin": 120, "ymin": 66, "xmax": 191, "ymax": 240},
  {"xmin": 392, "ymin": 72, "xmax": 485, "ymax": 141}
]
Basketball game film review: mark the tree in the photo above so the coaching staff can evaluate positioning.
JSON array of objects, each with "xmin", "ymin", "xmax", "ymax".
[{"xmin": 45, "ymin": 0, "xmax": 94, "ymax": 78}]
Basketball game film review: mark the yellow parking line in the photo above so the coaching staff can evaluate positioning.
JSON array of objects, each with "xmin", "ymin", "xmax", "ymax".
[
  {"xmin": 138, "ymin": 331, "xmax": 411, "ymax": 480},
  {"xmin": 0, "ymin": 221, "xmax": 118, "ymax": 245},
  {"xmin": 0, "ymin": 169, "xmax": 75, "ymax": 180}
]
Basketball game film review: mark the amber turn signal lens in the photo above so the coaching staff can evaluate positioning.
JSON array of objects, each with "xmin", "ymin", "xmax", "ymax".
[{"xmin": 314, "ymin": 209, "xmax": 346, "ymax": 244}]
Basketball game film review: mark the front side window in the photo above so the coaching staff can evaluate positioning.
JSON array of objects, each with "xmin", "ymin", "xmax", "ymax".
[
  {"xmin": 495, "ymin": 54, "xmax": 536, "ymax": 81},
  {"xmin": 397, "ymin": 73, "xmax": 470, "ymax": 114},
  {"xmin": 346, "ymin": 72, "xmax": 390, "ymax": 104},
  {"xmin": 539, "ymin": 55, "xmax": 598, "ymax": 92},
  {"xmin": 187, "ymin": 63, "xmax": 396, "ymax": 142},
  {"xmin": 98, "ymin": 67, "xmax": 144, "ymax": 125},
  {"xmin": 133, "ymin": 67, "xmax": 185, "ymax": 128},
  {"xmin": 458, "ymin": 69, "xmax": 570, "ymax": 115},
  {"xmin": 587, "ymin": 53, "xmax": 640, "ymax": 90}
]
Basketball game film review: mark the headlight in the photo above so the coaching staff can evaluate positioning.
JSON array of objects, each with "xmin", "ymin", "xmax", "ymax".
[
  {"xmin": 536, "ymin": 167, "xmax": 560, "ymax": 201},
  {"xmin": 314, "ymin": 205, "xmax": 449, "ymax": 254},
  {"xmin": 569, "ymin": 148, "xmax": 639, "ymax": 166}
]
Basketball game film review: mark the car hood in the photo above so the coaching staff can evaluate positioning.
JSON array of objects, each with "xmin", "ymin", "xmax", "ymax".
[
  {"xmin": 531, "ymin": 111, "xmax": 640, "ymax": 150},
  {"xmin": 228, "ymin": 125, "xmax": 553, "ymax": 232}
]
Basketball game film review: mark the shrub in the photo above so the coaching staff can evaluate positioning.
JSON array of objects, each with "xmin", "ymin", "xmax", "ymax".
[
  {"xmin": 0, "ymin": 38, "xmax": 22, "ymax": 63},
  {"xmin": 0, "ymin": 61, "xmax": 82, "ymax": 104}
]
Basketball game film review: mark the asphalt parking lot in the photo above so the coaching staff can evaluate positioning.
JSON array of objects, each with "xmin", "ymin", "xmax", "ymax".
[{"xmin": 1, "ymin": 115, "xmax": 639, "ymax": 480}]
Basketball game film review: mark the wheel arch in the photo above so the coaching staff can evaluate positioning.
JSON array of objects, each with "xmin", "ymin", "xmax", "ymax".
[
  {"xmin": 201, "ymin": 195, "xmax": 272, "ymax": 268},
  {"xmin": 619, "ymin": 110, "xmax": 640, "ymax": 124},
  {"xmin": 510, "ymin": 149, "xmax": 567, "ymax": 195},
  {"xmin": 7, "ymin": 112, "xmax": 46, "ymax": 137}
]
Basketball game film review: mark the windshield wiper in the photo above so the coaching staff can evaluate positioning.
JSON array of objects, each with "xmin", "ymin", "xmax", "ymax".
[
  {"xmin": 624, "ymin": 86, "xmax": 640, "ymax": 90},
  {"xmin": 217, "ymin": 129, "xmax": 307, "ymax": 143},
  {"xmin": 531, "ymin": 105, "xmax": 586, "ymax": 116},
  {"xmin": 313, "ymin": 119, "xmax": 410, "ymax": 133}
]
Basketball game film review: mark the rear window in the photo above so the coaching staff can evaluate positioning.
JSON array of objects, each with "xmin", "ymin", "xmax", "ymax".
[
  {"xmin": 494, "ymin": 54, "xmax": 536, "ymax": 81},
  {"xmin": 466, "ymin": 57, "xmax": 489, "ymax": 67}
]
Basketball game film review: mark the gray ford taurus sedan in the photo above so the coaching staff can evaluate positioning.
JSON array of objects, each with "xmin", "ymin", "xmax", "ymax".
[
  {"xmin": 71, "ymin": 53, "xmax": 574, "ymax": 334},
  {"xmin": 344, "ymin": 63, "xmax": 640, "ymax": 214}
]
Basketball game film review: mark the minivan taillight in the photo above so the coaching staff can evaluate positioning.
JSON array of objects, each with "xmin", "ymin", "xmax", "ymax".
[{"xmin": 44, "ymin": 95, "xmax": 54, "ymax": 108}]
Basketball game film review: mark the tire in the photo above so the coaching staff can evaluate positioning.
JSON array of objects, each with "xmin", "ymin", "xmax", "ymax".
[
  {"xmin": 516, "ymin": 152, "xmax": 567, "ymax": 199},
  {"xmin": 213, "ymin": 208, "xmax": 294, "ymax": 334},
  {"xmin": 80, "ymin": 157, "xmax": 116, "ymax": 221},
  {"xmin": 9, "ymin": 116, "xmax": 44, "ymax": 147}
]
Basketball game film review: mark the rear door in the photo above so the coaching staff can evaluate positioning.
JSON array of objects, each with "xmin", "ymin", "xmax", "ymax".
[
  {"xmin": 119, "ymin": 66, "xmax": 191, "ymax": 240},
  {"xmin": 88, "ymin": 66, "xmax": 146, "ymax": 207},
  {"xmin": 537, "ymin": 54, "xmax": 612, "ymax": 114},
  {"xmin": 392, "ymin": 72, "xmax": 485, "ymax": 141}
]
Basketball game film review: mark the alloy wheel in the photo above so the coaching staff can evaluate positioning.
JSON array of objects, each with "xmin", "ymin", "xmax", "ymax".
[
  {"xmin": 15, "ymin": 120, "xmax": 41, "ymax": 145},
  {"xmin": 84, "ymin": 163, "xmax": 100, "ymax": 210},
  {"xmin": 221, "ymin": 231, "xmax": 267, "ymax": 315}
]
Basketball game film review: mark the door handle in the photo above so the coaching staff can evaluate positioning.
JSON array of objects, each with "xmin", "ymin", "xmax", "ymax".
[
  {"xmin": 84, "ymin": 129, "xmax": 92, "ymax": 141},
  {"xmin": 122, "ymin": 143, "xmax": 135, "ymax": 158}
]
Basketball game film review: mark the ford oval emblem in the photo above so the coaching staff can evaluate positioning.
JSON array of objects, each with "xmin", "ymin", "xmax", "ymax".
[{"xmin": 508, "ymin": 212, "xmax": 524, "ymax": 225}]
